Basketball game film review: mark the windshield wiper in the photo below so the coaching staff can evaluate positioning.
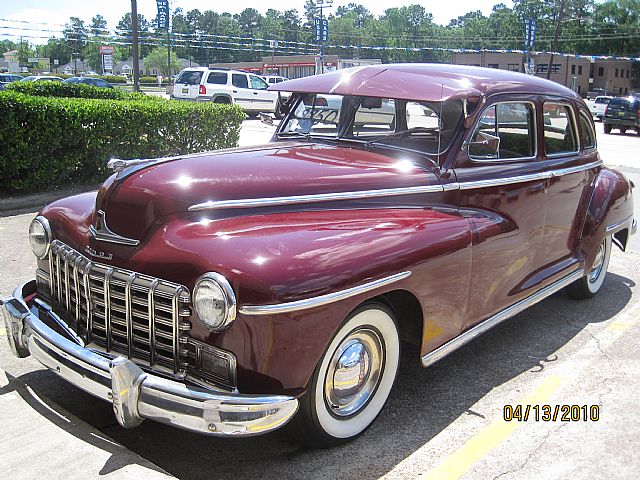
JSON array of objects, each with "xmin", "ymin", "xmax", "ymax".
[
  {"xmin": 276, "ymin": 131, "xmax": 313, "ymax": 141},
  {"xmin": 364, "ymin": 127, "xmax": 438, "ymax": 148}
]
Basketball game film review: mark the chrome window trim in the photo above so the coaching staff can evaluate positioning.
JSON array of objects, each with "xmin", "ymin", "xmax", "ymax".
[
  {"xmin": 578, "ymin": 110, "xmax": 597, "ymax": 151},
  {"xmin": 468, "ymin": 100, "xmax": 538, "ymax": 163},
  {"xmin": 239, "ymin": 271, "xmax": 412, "ymax": 316},
  {"xmin": 422, "ymin": 267, "xmax": 584, "ymax": 367},
  {"xmin": 543, "ymin": 101, "xmax": 580, "ymax": 158},
  {"xmin": 188, "ymin": 186, "xmax": 445, "ymax": 211}
]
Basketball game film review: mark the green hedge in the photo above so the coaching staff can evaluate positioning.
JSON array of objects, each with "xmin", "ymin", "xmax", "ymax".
[
  {"xmin": 140, "ymin": 76, "xmax": 167, "ymax": 84},
  {"xmin": 0, "ymin": 90, "xmax": 245, "ymax": 194},
  {"xmin": 6, "ymin": 81, "xmax": 149, "ymax": 101}
]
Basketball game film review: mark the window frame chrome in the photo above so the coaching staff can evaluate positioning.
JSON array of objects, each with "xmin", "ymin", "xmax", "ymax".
[
  {"xmin": 467, "ymin": 100, "xmax": 538, "ymax": 163},
  {"xmin": 578, "ymin": 109, "xmax": 597, "ymax": 152},
  {"xmin": 542, "ymin": 101, "xmax": 580, "ymax": 158}
]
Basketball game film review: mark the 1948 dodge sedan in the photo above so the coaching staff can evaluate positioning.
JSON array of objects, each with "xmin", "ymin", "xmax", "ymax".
[{"xmin": 2, "ymin": 64, "xmax": 636, "ymax": 447}]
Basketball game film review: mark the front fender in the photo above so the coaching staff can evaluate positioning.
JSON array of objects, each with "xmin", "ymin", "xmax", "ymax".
[{"xmin": 581, "ymin": 167, "xmax": 634, "ymax": 266}]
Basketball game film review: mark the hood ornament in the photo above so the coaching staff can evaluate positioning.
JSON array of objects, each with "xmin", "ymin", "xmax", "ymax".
[{"xmin": 89, "ymin": 210, "xmax": 140, "ymax": 246}]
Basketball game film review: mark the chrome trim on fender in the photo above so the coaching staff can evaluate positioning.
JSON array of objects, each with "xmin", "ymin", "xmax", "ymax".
[
  {"xmin": 239, "ymin": 271, "xmax": 412, "ymax": 316},
  {"xmin": 605, "ymin": 214, "xmax": 634, "ymax": 233},
  {"xmin": 421, "ymin": 268, "xmax": 584, "ymax": 367},
  {"xmin": 1, "ymin": 281, "xmax": 298, "ymax": 437},
  {"xmin": 188, "ymin": 187, "xmax": 444, "ymax": 211},
  {"xmin": 89, "ymin": 210, "xmax": 140, "ymax": 246}
]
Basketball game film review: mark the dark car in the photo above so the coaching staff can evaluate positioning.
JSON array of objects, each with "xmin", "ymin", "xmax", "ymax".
[
  {"xmin": 63, "ymin": 76, "xmax": 114, "ymax": 89},
  {"xmin": 603, "ymin": 96, "xmax": 640, "ymax": 135},
  {"xmin": 2, "ymin": 64, "xmax": 636, "ymax": 448},
  {"xmin": 0, "ymin": 73, "xmax": 23, "ymax": 85}
]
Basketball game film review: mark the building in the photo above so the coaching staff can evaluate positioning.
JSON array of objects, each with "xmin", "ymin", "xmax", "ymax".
[
  {"xmin": 591, "ymin": 59, "xmax": 633, "ymax": 95},
  {"xmin": 113, "ymin": 57, "xmax": 197, "ymax": 77},
  {"xmin": 209, "ymin": 55, "xmax": 382, "ymax": 79},
  {"xmin": 451, "ymin": 51, "xmax": 634, "ymax": 96}
]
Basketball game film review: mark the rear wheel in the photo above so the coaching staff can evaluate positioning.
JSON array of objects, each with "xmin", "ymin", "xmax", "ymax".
[
  {"xmin": 636, "ymin": 127, "xmax": 640, "ymax": 136},
  {"xmin": 213, "ymin": 96, "xmax": 231, "ymax": 104},
  {"xmin": 604, "ymin": 124, "xmax": 612, "ymax": 134},
  {"xmin": 566, "ymin": 236, "xmax": 612, "ymax": 299},
  {"xmin": 289, "ymin": 303, "xmax": 400, "ymax": 448}
]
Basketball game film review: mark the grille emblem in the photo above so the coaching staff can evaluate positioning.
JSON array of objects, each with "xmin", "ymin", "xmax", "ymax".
[{"xmin": 85, "ymin": 245, "xmax": 113, "ymax": 261}]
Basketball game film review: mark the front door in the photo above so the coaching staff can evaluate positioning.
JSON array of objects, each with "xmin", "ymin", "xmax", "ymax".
[
  {"xmin": 453, "ymin": 97, "xmax": 548, "ymax": 327},
  {"xmin": 231, "ymin": 73, "xmax": 253, "ymax": 111},
  {"xmin": 249, "ymin": 74, "xmax": 276, "ymax": 113}
]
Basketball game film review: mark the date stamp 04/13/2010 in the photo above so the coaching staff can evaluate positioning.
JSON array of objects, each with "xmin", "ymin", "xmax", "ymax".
[{"xmin": 503, "ymin": 405, "xmax": 600, "ymax": 422}]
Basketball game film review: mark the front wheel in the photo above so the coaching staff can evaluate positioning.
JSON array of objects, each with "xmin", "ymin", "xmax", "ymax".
[
  {"xmin": 566, "ymin": 236, "xmax": 612, "ymax": 299},
  {"xmin": 289, "ymin": 303, "xmax": 400, "ymax": 448}
]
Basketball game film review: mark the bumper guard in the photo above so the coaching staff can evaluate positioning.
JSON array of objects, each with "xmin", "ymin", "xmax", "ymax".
[{"xmin": 1, "ymin": 281, "xmax": 298, "ymax": 437}]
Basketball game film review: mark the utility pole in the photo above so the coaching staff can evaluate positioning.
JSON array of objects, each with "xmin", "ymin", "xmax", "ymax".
[
  {"xmin": 546, "ymin": 0, "xmax": 565, "ymax": 80},
  {"xmin": 315, "ymin": 0, "xmax": 332, "ymax": 74},
  {"xmin": 131, "ymin": 0, "xmax": 140, "ymax": 92},
  {"xmin": 166, "ymin": 5, "xmax": 171, "ymax": 80}
]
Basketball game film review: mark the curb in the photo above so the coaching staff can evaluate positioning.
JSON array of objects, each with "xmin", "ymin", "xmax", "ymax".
[{"xmin": 0, "ymin": 184, "xmax": 98, "ymax": 218}]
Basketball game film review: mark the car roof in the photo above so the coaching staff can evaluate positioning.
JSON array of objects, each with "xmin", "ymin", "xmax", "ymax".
[{"xmin": 268, "ymin": 63, "xmax": 580, "ymax": 103}]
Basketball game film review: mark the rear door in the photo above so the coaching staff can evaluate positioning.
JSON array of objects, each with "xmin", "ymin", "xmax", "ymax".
[
  {"xmin": 173, "ymin": 70, "xmax": 204, "ymax": 99},
  {"xmin": 205, "ymin": 71, "xmax": 229, "ymax": 99},
  {"xmin": 231, "ymin": 73, "xmax": 253, "ymax": 111}
]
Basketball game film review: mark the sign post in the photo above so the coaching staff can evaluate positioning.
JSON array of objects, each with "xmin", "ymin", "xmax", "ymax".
[
  {"xmin": 99, "ymin": 45, "xmax": 115, "ymax": 74},
  {"xmin": 314, "ymin": 1, "xmax": 332, "ymax": 74},
  {"xmin": 156, "ymin": 0, "xmax": 171, "ymax": 80},
  {"xmin": 524, "ymin": 18, "xmax": 537, "ymax": 75}
]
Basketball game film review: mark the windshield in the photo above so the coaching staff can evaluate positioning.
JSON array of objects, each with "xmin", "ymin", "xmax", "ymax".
[{"xmin": 279, "ymin": 94, "xmax": 463, "ymax": 154}]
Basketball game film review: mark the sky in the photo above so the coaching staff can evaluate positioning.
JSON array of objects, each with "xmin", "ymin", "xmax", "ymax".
[{"xmin": 0, "ymin": 0, "xmax": 506, "ymax": 45}]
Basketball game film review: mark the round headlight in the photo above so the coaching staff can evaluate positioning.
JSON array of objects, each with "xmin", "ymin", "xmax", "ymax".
[
  {"xmin": 193, "ymin": 272, "xmax": 237, "ymax": 331},
  {"xmin": 29, "ymin": 216, "xmax": 51, "ymax": 259}
]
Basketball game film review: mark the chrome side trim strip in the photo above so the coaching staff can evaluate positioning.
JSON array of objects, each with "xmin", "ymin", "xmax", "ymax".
[
  {"xmin": 605, "ymin": 214, "xmax": 634, "ymax": 233},
  {"xmin": 421, "ymin": 268, "xmax": 584, "ymax": 368},
  {"xmin": 239, "ymin": 271, "xmax": 412, "ymax": 316},
  {"xmin": 455, "ymin": 160, "xmax": 603, "ymax": 191},
  {"xmin": 188, "ymin": 187, "xmax": 444, "ymax": 211}
]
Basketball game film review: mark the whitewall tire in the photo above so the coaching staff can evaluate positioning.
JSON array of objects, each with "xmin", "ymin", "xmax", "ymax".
[{"xmin": 567, "ymin": 236, "xmax": 612, "ymax": 299}]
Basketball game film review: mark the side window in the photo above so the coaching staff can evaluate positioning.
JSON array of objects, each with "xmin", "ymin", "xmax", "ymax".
[
  {"xmin": 207, "ymin": 72, "xmax": 227, "ymax": 85},
  {"xmin": 352, "ymin": 98, "xmax": 396, "ymax": 136},
  {"xmin": 232, "ymin": 74, "xmax": 248, "ymax": 89},
  {"xmin": 579, "ymin": 112, "xmax": 596, "ymax": 150},
  {"xmin": 469, "ymin": 102, "xmax": 535, "ymax": 160},
  {"xmin": 250, "ymin": 75, "xmax": 268, "ymax": 90},
  {"xmin": 544, "ymin": 103, "xmax": 578, "ymax": 156}
]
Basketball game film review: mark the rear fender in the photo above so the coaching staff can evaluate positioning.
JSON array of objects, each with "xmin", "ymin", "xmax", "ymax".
[{"xmin": 580, "ymin": 168, "xmax": 634, "ymax": 266}]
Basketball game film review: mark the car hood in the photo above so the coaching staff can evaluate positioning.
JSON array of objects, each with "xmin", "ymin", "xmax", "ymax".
[{"xmin": 96, "ymin": 141, "xmax": 440, "ymax": 240}]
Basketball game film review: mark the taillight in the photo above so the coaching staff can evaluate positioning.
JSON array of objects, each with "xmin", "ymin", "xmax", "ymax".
[{"xmin": 199, "ymin": 85, "xmax": 206, "ymax": 95}]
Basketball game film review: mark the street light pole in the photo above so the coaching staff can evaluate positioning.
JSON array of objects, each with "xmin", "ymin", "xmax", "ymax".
[{"xmin": 131, "ymin": 0, "xmax": 140, "ymax": 92}]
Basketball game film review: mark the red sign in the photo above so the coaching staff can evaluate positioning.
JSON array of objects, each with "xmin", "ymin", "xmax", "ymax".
[{"xmin": 99, "ymin": 46, "xmax": 114, "ymax": 55}]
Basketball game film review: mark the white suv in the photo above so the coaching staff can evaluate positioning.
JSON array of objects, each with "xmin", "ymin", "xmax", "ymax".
[{"xmin": 172, "ymin": 67, "xmax": 279, "ymax": 115}]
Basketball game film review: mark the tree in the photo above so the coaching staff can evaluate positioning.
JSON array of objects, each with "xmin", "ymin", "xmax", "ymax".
[
  {"xmin": 144, "ymin": 47, "xmax": 181, "ymax": 75},
  {"xmin": 63, "ymin": 17, "xmax": 88, "ymax": 67}
]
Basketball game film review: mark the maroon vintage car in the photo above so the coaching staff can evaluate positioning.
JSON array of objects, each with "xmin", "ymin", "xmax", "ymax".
[{"xmin": 1, "ymin": 64, "xmax": 636, "ymax": 447}]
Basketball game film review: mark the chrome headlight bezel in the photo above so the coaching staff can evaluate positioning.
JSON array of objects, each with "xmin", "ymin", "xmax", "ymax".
[
  {"xmin": 29, "ymin": 216, "xmax": 52, "ymax": 259},
  {"xmin": 193, "ymin": 272, "xmax": 237, "ymax": 331}
]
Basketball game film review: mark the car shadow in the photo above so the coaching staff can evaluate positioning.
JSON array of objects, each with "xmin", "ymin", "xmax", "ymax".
[{"xmin": 5, "ymin": 271, "xmax": 634, "ymax": 479}]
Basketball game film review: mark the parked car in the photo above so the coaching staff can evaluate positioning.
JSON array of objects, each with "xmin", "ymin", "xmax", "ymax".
[
  {"xmin": 586, "ymin": 88, "xmax": 606, "ymax": 100},
  {"xmin": 63, "ymin": 76, "xmax": 114, "ymax": 89},
  {"xmin": 171, "ymin": 67, "xmax": 279, "ymax": 115},
  {"xmin": 603, "ymin": 96, "xmax": 640, "ymax": 135},
  {"xmin": 2, "ymin": 64, "xmax": 635, "ymax": 448},
  {"xmin": 0, "ymin": 73, "xmax": 24, "ymax": 85},
  {"xmin": 586, "ymin": 95, "xmax": 613, "ymax": 121},
  {"xmin": 20, "ymin": 75, "xmax": 63, "ymax": 82}
]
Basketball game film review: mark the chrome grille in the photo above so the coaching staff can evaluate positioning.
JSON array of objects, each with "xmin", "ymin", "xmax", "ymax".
[{"xmin": 44, "ymin": 240, "xmax": 191, "ymax": 376}]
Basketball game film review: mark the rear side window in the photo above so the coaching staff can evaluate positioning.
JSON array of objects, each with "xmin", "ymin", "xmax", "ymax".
[
  {"xmin": 544, "ymin": 103, "xmax": 578, "ymax": 156},
  {"xmin": 579, "ymin": 112, "xmax": 596, "ymax": 150},
  {"xmin": 469, "ymin": 102, "xmax": 535, "ymax": 160},
  {"xmin": 207, "ymin": 72, "xmax": 227, "ymax": 85},
  {"xmin": 176, "ymin": 70, "xmax": 203, "ymax": 85},
  {"xmin": 232, "ymin": 74, "xmax": 248, "ymax": 89}
]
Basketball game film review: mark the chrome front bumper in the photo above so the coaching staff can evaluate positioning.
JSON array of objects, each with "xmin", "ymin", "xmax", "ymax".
[{"xmin": 1, "ymin": 281, "xmax": 298, "ymax": 437}]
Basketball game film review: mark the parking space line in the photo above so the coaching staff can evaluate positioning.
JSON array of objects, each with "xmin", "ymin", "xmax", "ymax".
[
  {"xmin": 423, "ymin": 375, "xmax": 563, "ymax": 480},
  {"xmin": 0, "ymin": 326, "xmax": 5, "ymax": 336}
]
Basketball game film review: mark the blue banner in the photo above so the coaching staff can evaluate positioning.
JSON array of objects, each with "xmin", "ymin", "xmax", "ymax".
[
  {"xmin": 314, "ymin": 18, "xmax": 328, "ymax": 42},
  {"xmin": 524, "ymin": 18, "xmax": 537, "ymax": 50},
  {"xmin": 156, "ymin": 0, "xmax": 169, "ymax": 30}
]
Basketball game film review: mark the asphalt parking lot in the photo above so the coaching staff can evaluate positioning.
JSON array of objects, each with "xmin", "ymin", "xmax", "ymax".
[{"xmin": 1, "ymin": 119, "xmax": 639, "ymax": 479}]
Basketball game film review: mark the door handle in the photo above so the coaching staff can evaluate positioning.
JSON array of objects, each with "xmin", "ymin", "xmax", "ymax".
[
  {"xmin": 232, "ymin": 90, "xmax": 237, "ymax": 93},
  {"xmin": 253, "ymin": 92, "xmax": 259, "ymax": 95}
]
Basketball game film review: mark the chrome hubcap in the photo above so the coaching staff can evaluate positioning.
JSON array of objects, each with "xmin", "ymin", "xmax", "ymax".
[
  {"xmin": 588, "ymin": 240, "xmax": 606, "ymax": 283},
  {"xmin": 324, "ymin": 328, "xmax": 383, "ymax": 417}
]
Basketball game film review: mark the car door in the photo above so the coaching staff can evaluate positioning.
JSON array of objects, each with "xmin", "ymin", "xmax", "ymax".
[
  {"xmin": 540, "ymin": 101, "xmax": 598, "ymax": 271},
  {"xmin": 231, "ymin": 73, "xmax": 253, "ymax": 111},
  {"xmin": 249, "ymin": 74, "xmax": 276, "ymax": 113},
  {"xmin": 453, "ymin": 97, "xmax": 549, "ymax": 327}
]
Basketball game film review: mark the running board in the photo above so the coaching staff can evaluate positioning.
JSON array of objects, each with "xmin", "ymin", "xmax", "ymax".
[{"xmin": 421, "ymin": 268, "xmax": 584, "ymax": 367}]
